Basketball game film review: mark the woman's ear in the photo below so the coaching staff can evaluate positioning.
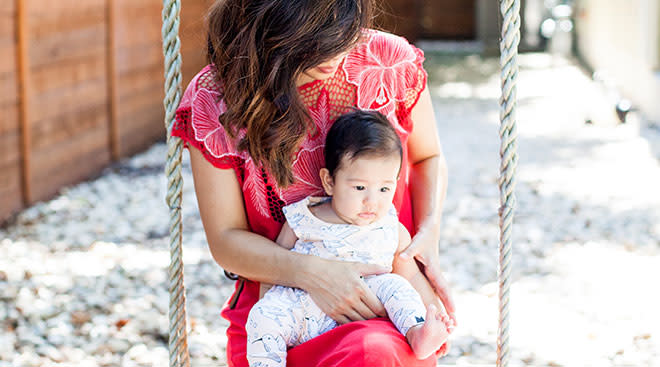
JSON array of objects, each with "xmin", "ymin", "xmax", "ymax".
[{"xmin": 319, "ymin": 168, "xmax": 334, "ymax": 196}]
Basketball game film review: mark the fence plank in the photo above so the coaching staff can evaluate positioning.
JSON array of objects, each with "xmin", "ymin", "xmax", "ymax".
[
  {"xmin": 17, "ymin": 0, "xmax": 33, "ymax": 205},
  {"xmin": 29, "ymin": 24, "xmax": 107, "ymax": 69},
  {"xmin": 0, "ymin": 0, "xmax": 22, "ymax": 223},
  {"xmin": 0, "ymin": 164, "xmax": 23, "ymax": 223},
  {"xmin": 114, "ymin": 0, "xmax": 161, "ymax": 157},
  {"xmin": 31, "ymin": 101, "xmax": 109, "ymax": 152},
  {"xmin": 374, "ymin": 0, "xmax": 421, "ymax": 42},
  {"xmin": 419, "ymin": 0, "xmax": 476, "ymax": 39},
  {"xmin": 0, "ymin": 127, "xmax": 21, "ymax": 168},
  {"xmin": 0, "ymin": 68, "xmax": 18, "ymax": 118},
  {"xmin": 30, "ymin": 63, "xmax": 107, "ymax": 123},
  {"xmin": 118, "ymin": 103, "xmax": 166, "ymax": 156},
  {"xmin": 107, "ymin": 0, "xmax": 119, "ymax": 160},
  {"xmin": 179, "ymin": 0, "xmax": 213, "ymax": 84},
  {"xmin": 31, "ymin": 126, "xmax": 111, "ymax": 202},
  {"xmin": 0, "ymin": 122, "xmax": 22, "ymax": 224}
]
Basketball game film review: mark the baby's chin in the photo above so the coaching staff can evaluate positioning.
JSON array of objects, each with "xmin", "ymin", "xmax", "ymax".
[{"xmin": 351, "ymin": 213, "xmax": 382, "ymax": 226}]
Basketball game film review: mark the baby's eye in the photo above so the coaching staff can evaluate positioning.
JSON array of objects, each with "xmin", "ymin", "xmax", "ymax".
[
  {"xmin": 380, "ymin": 187, "xmax": 390, "ymax": 193},
  {"xmin": 354, "ymin": 186, "xmax": 365, "ymax": 191}
]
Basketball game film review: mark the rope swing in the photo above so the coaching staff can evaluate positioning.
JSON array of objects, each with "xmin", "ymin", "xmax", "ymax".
[
  {"xmin": 160, "ymin": 0, "xmax": 520, "ymax": 366},
  {"xmin": 161, "ymin": 1, "xmax": 189, "ymax": 366},
  {"xmin": 496, "ymin": 1, "xmax": 521, "ymax": 366}
]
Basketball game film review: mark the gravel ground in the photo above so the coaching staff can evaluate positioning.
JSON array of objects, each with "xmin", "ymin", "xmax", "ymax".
[{"xmin": 2, "ymin": 52, "xmax": 659, "ymax": 367}]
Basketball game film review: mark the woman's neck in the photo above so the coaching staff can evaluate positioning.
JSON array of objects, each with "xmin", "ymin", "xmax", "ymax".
[{"xmin": 295, "ymin": 72, "xmax": 315, "ymax": 87}]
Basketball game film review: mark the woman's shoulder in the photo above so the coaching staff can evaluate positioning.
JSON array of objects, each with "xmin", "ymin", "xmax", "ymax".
[
  {"xmin": 347, "ymin": 29, "xmax": 424, "ymax": 63},
  {"xmin": 177, "ymin": 64, "xmax": 228, "ymax": 130},
  {"xmin": 180, "ymin": 65, "xmax": 222, "ymax": 104},
  {"xmin": 362, "ymin": 28, "xmax": 415, "ymax": 43},
  {"xmin": 341, "ymin": 29, "xmax": 427, "ymax": 120},
  {"xmin": 194, "ymin": 65, "xmax": 222, "ymax": 92},
  {"xmin": 172, "ymin": 65, "xmax": 247, "ymax": 169}
]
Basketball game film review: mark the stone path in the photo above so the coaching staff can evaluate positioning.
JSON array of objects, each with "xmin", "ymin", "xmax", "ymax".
[{"xmin": 1, "ymin": 52, "xmax": 659, "ymax": 366}]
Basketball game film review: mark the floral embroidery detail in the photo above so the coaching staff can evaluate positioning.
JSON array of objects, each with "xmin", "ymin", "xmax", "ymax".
[
  {"xmin": 190, "ymin": 87, "xmax": 246, "ymax": 160},
  {"xmin": 307, "ymin": 89, "xmax": 333, "ymax": 140},
  {"xmin": 375, "ymin": 101, "xmax": 407, "ymax": 135},
  {"xmin": 244, "ymin": 158, "xmax": 271, "ymax": 218},
  {"xmin": 282, "ymin": 89, "xmax": 331, "ymax": 204},
  {"xmin": 284, "ymin": 148, "xmax": 325, "ymax": 204},
  {"xmin": 343, "ymin": 32, "xmax": 418, "ymax": 111}
]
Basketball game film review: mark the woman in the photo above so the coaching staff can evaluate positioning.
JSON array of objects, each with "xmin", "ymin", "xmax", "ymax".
[{"xmin": 172, "ymin": 0, "xmax": 455, "ymax": 366}]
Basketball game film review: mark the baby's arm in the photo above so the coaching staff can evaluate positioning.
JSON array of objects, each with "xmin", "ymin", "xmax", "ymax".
[
  {"xmin": 259, "ymin": 221, "xmax": 298, "ymax": 298},
  {"xmin": 392, "ymin": 223, "xmax": 445, "ymax": 313}
]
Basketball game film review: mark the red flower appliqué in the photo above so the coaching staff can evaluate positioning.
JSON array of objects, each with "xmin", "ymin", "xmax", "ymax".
[
  {"xmin": 243, "ymin": 158, "xmax": 272, "ymax": 218},
  {"xmin": 343, "ymin": 31, "xmax": 418, "ymax": 114},
  {"xmin": 190, "ymin": 88, "xmax": 246, "ymax": 159}
]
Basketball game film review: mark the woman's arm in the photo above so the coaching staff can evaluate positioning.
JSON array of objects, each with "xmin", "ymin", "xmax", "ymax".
[
  {"xmin": 392, "ymin": 223, "xmax": 444, "ymax": 311},
  {"xmin": 399, "ymin": 87, "xmax": 456, "ymax": 319},
  {"xmin": 259, "ymin": 222, "xmax": 297, "ymax": 298},
  {"xmin": 190, "ymin": 147, "xmax": 309, "ymax": 287},
  {"xmin": 407, "ymin": 87, "xmax": 447, "ymax": 248},
  {"xmin": 189, "ymin": 147, "xmax": 386, "ymax": 323}
]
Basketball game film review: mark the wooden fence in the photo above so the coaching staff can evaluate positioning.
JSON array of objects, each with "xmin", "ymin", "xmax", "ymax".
[
  {"xmin": 1, "ymin": 0, "xmax": 211, "ymax": 223},
  {"xmin": 376, "ymin": 0, "xmax": 477, "ymax": 41}
]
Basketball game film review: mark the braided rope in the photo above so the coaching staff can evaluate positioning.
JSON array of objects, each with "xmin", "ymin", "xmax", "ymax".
[
  {"xmin": 497, "ymin": 1, "xmax": 520, "ymax": 367},
  {"xmin": 161, "ymin": 1, "xmax": 190, "ymax": 367}
]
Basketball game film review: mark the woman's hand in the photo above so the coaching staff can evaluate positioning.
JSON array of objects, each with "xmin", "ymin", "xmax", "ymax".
[
  {"xmin": 299, "ymin": 256, "xmax": 388, "ymax": 325},
  {"xmin": 405, "ymin": 87, "xmax": 456, "ymax": 323},
  {"xmin": 399, "ymin": 224, "xmax": 456, "ymax": 323}
]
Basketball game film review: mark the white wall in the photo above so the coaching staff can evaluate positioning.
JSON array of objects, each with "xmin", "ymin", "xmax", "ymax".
[{"xmin": 575, "ymin": 0, "xmax": 660, "ymax": 122}]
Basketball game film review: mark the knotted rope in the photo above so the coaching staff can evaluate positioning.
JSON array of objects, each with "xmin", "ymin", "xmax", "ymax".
[
  {"xmin": 161, "ymin": 1, "xmax": 189, "ymax": 366},
  {"xmin": 497, "ymin": 1, "xmax": 521, "ymax": 366}
]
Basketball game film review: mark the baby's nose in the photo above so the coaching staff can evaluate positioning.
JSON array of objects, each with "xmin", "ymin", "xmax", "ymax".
[{"xmin": 363, "ymin": 192, "xmax": 376, "ymax": 206}]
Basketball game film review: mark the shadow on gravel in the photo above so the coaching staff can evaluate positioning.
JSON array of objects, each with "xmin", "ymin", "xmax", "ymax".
[{"xmin": 427, "ymin": 51, "xmax": 660, "ymax": 293}]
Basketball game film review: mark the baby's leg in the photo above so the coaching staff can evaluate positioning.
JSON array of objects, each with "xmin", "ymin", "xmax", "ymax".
[
  {"xmin": 296, "ymin": 291, "xmax": 338, "ymax": 344},
  {"xmin": 246, "ymin": 286, "xmax": 303, "ymax": 367},
  {"xmin": 365, "ymin": 273, "xmax": 452, "ymax": 360}
]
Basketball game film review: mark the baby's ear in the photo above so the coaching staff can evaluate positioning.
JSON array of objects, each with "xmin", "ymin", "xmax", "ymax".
[{"xmin": 319, "ymin": 168, "xmax": 334, "ymax": 196}]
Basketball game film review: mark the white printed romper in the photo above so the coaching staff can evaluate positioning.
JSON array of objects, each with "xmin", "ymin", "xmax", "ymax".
[{"xmin": 245, "ymin": 196, "xmax": 427, "ymax": 367}]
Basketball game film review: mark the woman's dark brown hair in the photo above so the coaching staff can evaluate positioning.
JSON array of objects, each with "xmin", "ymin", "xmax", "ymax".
[{"xmin": 207, "ymin": 0, "xmax": 373, "ymax": 187}]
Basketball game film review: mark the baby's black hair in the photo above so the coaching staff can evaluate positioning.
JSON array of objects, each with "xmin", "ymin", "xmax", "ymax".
[{"xmin": 324, "ymin": 110, "xmax": 403, "ymax": 177}]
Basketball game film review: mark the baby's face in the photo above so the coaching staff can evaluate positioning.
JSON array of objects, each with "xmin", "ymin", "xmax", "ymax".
[{"xmin": 328, "ymin": 154, "xmax": 400, "ymax": 226}]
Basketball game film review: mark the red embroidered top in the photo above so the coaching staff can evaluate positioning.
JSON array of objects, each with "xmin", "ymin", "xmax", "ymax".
[{"xmin": 172, "ymin": 30, "xmax": 428, "ymax": 241}]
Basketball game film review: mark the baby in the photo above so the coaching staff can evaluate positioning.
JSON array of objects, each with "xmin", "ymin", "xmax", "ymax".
[{"xmin": 246, "ymin": 110, "xmax": 454, "ymax": 367}]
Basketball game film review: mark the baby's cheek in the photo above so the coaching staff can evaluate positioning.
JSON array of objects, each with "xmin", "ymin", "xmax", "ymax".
[{"xmin": 378, "ymin": 208, "xmax": 389, "ymax": 219}]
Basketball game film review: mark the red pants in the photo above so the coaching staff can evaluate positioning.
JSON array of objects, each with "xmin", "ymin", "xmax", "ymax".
[{"xmin": 221, "ymin": 280, "xmax": 438, "ymax": 367}]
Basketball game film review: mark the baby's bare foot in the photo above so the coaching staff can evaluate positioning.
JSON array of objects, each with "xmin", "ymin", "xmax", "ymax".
[{"xmin": 406, "ymin": 304, "xmax": 452, "ymax": 360}]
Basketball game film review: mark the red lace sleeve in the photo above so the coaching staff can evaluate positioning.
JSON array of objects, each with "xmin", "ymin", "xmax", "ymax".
[
  {"xmin": 401, "ymin": 43, "xmax": 427, "ymax": 114},
  {"xmin": 171, "ymin": 65, "xmax": 246, "ymax": 170},
  {"xmin": 392, "ymin": 34, "xmax": 427, "ymax": 131}
]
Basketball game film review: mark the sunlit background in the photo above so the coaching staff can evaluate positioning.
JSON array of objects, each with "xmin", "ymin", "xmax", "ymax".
[{"xmin": 1, "ymin": 0, "xmax": 659, "ymax": 366}]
